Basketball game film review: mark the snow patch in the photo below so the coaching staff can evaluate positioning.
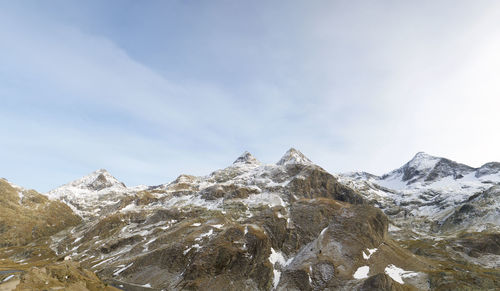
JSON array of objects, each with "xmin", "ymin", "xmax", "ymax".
[
  {"xmin": 319, "ymin": 227, "xmax": 328, "ymax": 237},
  {"xmin": 143, "ymin": 238, "xmax": 157, "ymax": 251},
  {"xmin": 195, "ymin": 229, "xmax": 214, "ymax": 242},
  {"xmin": 353, "ymin": 266, "xmax": 370, "ymax": 279},
  {"xmin": 388, "ymin": 224, "xmax": 401, "ymax": 232},
  {"xmin": 362, "ymin": 248, "xmax": 377, "ymax": 260},
  {"xmin": 2, "ymin": 274, "xmax": 15, "ymax": 282},
  {"xmin": 269, "ymin": 248, "xmax": 290, "ymax": 288},
  {"xmin": 384, "ymin": 264, "xmax": 418, "ymax": 284},
  {"xmin": 183, "ymin": 244, "xmax": 201, "ymax": 255},
  {"xmin": 240, "ymin": 192, "xmax": 287, "ymax": 208},
  {"xmin": 113, "ymin": 263, "xmax": 133, "ymax": 276},
  {"xmin": 92, "ymin": 257, "xmax": 114, "ymax": 268},
  {"xmin": 120, "ymin": 203, "xmax": 138, "ymax": 213}
]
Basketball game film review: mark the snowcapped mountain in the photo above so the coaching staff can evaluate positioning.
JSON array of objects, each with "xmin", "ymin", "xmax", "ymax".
[
  {"xmin": 232, "ymin": 151, "xmax": 262, "ymax": 165},
  {"xmin": 378, "ymin": 152, "xmax": 477, "ymax": 187},
  {"xmin": 338, "ymin": 152, "xmax": 500, "ymax": 234},
  {"xmin": 47, "ymin": 169, "xmax": 147, "ymax": 218},
  {"xmin": 50, "ymin": 149, "xmax": 362, "ymax": 221},
  {"xmin": 1, "ymin": 149, "xmax": 499, "ymax": 290},
  {"xmin": 276, "ymin": 147, "xmax": 313, "ymax": 166},
  {"xmin": 46, "ymin": 149, "xmax": 429, "ymax": 290}
]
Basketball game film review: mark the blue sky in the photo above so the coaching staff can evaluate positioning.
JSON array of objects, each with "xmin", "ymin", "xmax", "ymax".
[{"xmin": 1, "ymin": 1, "xmax": 500, "ymax": 192}]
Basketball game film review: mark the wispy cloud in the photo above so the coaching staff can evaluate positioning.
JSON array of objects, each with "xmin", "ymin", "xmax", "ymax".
[{"xmin": 1, "ymin": 1, "xmax": 499, "ymax": 191}]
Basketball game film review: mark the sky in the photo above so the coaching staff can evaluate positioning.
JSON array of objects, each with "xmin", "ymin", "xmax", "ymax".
[{"xmin": 1, "ymin": 1, "xmax": 500, "ymax": 192}]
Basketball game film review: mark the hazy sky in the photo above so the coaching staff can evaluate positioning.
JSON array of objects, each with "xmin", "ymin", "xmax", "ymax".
[{"xmin": 1, "ymin": 1, "xmax": 500, "ymax": 192}]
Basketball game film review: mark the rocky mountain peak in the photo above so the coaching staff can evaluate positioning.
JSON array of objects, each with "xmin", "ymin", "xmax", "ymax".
[
  {"xmin": 380, "ymin": 152, "xmax": 476, "ymax": 185},
  {"xmin": 400, "ymin": 152, "xmax": 476, "ymax": 182},
  {"xmin": 232, "ymin": 151, "xmax": 260, "ymax": 165},
  {"xmin": 51, "ymin": 169, "xmax": 126, "ymax": 194},
  {"xmin": 276, "ymin": 148, "xmax": 313, "ymax": 166},
  {"xmin": 75, "ymin": 169, "xmax": 126, "ymax": 191},
  {"xmin": 407, "ymin": 152, "xmax": 441, "ymax": 170},
  {"xmin": 386, "ymin": 152, "xmax": 442, "ymax": 183},
  {"xmin": 4, "ymin": 150, "xmax": 500, "ymax": 290}
]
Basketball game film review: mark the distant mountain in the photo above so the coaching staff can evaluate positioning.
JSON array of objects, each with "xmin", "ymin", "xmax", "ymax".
[
  {"xmin": 47, "ymin": 169, "xmax": 146, "ymax": 218},
  {"xmin": 339, "ymin": 152, "xmax": 500, "ymax": 232},
  {"xmin": 233, "ymin": 151, "xmax": 261, "ymax": 165},
  {"xmin": 379, "ymin": 152, "xmax": 476, "ymax": 187}
]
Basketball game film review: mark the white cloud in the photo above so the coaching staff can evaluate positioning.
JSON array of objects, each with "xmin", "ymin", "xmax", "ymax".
[{"xmin": 1, "ymin": 1, "xmax": 500, "ymax": 190}]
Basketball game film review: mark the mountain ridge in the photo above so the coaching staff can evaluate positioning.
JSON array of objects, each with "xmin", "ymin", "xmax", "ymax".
[{"xmin": 1, "ymin": 149, "xmax": 499, "ymax": 290}]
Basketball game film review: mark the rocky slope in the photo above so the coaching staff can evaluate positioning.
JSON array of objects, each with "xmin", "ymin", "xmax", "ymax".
[
  {"xmin": 0, "ymin": 178, "xmax": 81, "ymax": 247},
  {"xmin": 338, "ymin": 152, "xmax": 500, "ymax": 290},
  {"xmin": 0, "ymin": 179, "xmax": 115, "ymax": 290},
  {"xmin": 1, "ymin": 149, "xmax": 499, "ymax": 290},
  {"xmin": 47, "ymin": 169, "xmax": 147, "ymax": 219},
  {"xmin": 0, "ymin": 260, "xmax": 120, "ymax": 291},
  {"xmin": 48, "ymin": 149, "xmax": 430, "ymax": 290}
]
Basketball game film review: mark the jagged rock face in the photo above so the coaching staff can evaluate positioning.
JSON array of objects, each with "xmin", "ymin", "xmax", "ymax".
[
  {"xmin": 424, "ymin": 158, "xmax": 475, "ymax": 181},
  {"xmin": 381, "ymin": 152, "xmax": 441, "ymax": 184},
  {"xmin": 430, "ymin": 185, "xmax": 499, "ymax": 233},
  {"xmin": 89, "ymin": 173, "xmax": 119, "ymax": 191},
  {"xmin": 233, "ymin": 151, "xmax": 261, "ymax": 165},
  {"xmin": 381, "ymin": 152, "xmax": 474, "ymax": 185},
  {"xmin": 285, "ymin": 165, "xmax": 364, "ymax": 204},
  {"xmin": 0, "ymin": 179, "xmax": 81, "ymax": 247},
  {"xmin": 46, "ymin": 169, "xmax": 144, "ymax": 219},
  {"xmin": 476, "ymin": 162, "xmax": 500, "ymax": 178},
  {"xmin": 277, "ymin": 200, "xmax": 429, "ymax": 290}
]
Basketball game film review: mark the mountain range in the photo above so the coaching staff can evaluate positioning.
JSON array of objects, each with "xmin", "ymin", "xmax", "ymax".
[{"xmin": 0, "ymin": 149, "xmax": 498, "ymax": 290}]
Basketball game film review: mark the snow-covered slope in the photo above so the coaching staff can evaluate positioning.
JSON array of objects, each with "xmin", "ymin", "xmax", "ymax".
[
  {"xmin": 276, "ymin": 147, "xmax": 313, "ymax": 166},
  {"xmin": 338, "ymin": 152, "xmax": 500, "ymax": 234},
  {"xmin": 378, "ymin": 152, "xmax": 476, "ymax": 188},
  {"xmin": 48, "ymin": 149, "xmax": 361, "ymax": 221},
  {"xmin": 47, "ymin": 169, "xmax": 146, "ymax": 218},
  {"xmin": 112, "ymin": 148, "xmax": 362, "ymax": 217}
]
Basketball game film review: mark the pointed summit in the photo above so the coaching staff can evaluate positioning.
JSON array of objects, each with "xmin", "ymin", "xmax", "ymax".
[
  {"xmin": 276, "ymin": 148, "xmax": 313, "ymax": 166},
  {"xmin": 412, "ymin": 152, "xmax": 437, "ymax": 161},
  {"xmin": 380, "ymin": 152, "xmax": 475, "ymax": 185},
  {"xmin": 406, "ymin": 152, "xmax": 441, "ymax": 171},
  {"xmin": 233, "ymin": 151, "xmax": 260, "ymax": 165},
  {"xmin": 67, "ymin": 169, "xmax": 126, "ymax": 191}
]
